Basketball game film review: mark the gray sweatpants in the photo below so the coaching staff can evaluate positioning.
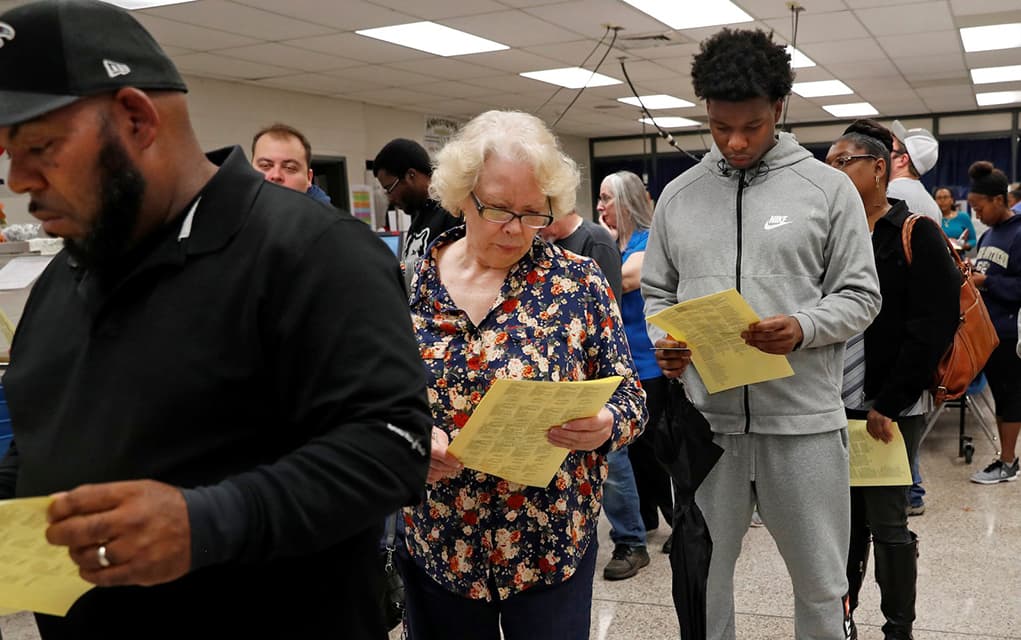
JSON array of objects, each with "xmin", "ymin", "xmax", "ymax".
[{"xmin": 696, "ymin": 430, "xmax": 850, "ymax": 640}]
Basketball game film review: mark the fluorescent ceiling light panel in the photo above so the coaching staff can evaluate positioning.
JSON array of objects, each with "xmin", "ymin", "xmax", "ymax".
[
  {"xmin": 617, "ymin": 94, "xmax": 695, "ymax": 109},
  {"xmin": 975, "ymin": 90, "xmax": 1021, "ymax": 106},
  {"xmin": 960, "ymin": 23, "xmax": 1021, "ymax": 53},
  {"xmin": 792, "ymin": 80, "xmax": 854, "ymax": 98},
  {"xmin": 970, "ymin": 64, "xmax": 1021, "ymax": 85},
  {"xmin": 822, "ymin": 102, "xmax": 878, "ymax": 118},
  {"xmin": 99, "ymin": 0, "xmax": 196, "ymax": 7},
  {"xmin": 356, "ymin": 22, "xmax": 509, "ymax": 57},
  {"xmin": 786, "ymin": 45, "xmax": 816, "ymax": 69},
  {"xmin": 622, "ymin": 0, "xmax": 752, "ymax": 30},
  {"xmin": 639, "ymin": 116, "xmax": 700, "ymax": 128},
  {"xmin": 520, "ymin": 67, "xmax": 621, "ymax": 89}
]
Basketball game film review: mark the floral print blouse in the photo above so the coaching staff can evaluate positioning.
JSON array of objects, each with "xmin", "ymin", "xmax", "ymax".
[{"xmin": 404, "ymin": 226, "xmax": 647, "ymax": 601}]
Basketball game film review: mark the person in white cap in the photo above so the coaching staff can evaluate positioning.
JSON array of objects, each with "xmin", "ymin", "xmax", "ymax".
[{"xmin": 887, "ymin": 120, "xmax": 941, "ymax": 223}]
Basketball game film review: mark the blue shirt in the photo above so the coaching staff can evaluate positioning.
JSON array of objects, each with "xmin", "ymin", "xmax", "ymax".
[
  {"xmin": 621, "ymin": 229, "xmax": 661, "ymax": 380},
  {"xmin": 941, "ymin": 211, "xmax": 976, "ymax": 253}
]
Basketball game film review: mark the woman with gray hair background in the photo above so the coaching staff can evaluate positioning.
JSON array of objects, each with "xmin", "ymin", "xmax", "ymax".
[
  {"xmin": 398, "ymin": 110, "xmax": 647, "ymax": 639},
  {"xmin": 598, "ymin": 171, "xmax": 675, "ymax": 558}
]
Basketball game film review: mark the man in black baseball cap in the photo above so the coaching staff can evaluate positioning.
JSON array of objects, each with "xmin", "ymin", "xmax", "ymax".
[
  {"xmin": 0, "ymin": 0, "xmax": 187, "ymax": 126},
  {"xmin": 0, "ymin": 2, "xmax": 431, "ymax": 638}
]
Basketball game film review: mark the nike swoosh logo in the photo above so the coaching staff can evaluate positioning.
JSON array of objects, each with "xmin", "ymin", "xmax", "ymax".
[{"xmin": 763, "ymin": 220, "xmax": 792, "ymax": 230}]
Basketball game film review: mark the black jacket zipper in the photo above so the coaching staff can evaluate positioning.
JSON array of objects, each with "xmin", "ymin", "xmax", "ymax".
[{"xmin": 736, "ymin": 171, "xmax": 751, "ymax": 434}]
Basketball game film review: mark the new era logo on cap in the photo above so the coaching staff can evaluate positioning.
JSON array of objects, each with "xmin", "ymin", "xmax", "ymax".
[
  {"xmin": 103, "ymin": 59, "xmax": 130, "ymax": 79},
  {"xmin": 0, "ymin": 21, "xmax": 14, "ymax": 47}
]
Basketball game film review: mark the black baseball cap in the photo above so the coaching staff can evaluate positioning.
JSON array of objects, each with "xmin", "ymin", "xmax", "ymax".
[{"xmin": 0, "ymin": 0, "xmax": 187, "ymax": 127}]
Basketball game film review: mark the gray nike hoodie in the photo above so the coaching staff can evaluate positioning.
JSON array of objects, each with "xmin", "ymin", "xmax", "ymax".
[{"xmin": 642, "ymin": 132, "xmax": 881, "ymax": 435}]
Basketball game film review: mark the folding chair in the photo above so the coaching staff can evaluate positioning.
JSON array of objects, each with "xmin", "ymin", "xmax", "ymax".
[{"xmin": 920, "ymin": 374, "xmax": 999, "ymax": 464}]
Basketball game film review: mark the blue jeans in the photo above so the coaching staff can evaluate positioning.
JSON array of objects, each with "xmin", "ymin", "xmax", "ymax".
[
  {"xmin": 603, "ymin": 447, "xmax": 647, "ymax": 547},
  {"xmin": 909, "ymin": 455, "xmax": 925, "ymax": 507}
]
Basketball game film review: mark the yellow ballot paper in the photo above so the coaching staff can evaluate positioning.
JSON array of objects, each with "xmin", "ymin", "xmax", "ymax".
[
  {"xmin": 0, "ymin": 497, "xmax": 94, "ymax": 616},
  {"xmin": 646, "ymin": 288, "xmax": 795, "ymax": 393},
  {"xmin": 447, "ymin": 377, "xmax": 622, "ymax": 488},
  {"xmin": 848, "ymin": 420, "xmax": 912, "ymax": 487}
]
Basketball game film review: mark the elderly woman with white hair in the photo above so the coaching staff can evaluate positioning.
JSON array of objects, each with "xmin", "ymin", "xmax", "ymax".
[{"xmin": 398, "ymin": 110, "xmax": 647, "ymax": 639}]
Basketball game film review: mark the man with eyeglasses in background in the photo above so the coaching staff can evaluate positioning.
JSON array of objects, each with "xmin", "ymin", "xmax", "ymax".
[
  {"xmin": 373, "ymin": 138, "xmax": 459, "ymax": 288},
  {"xmin": 887, "ymin": 120, "xmax": 940, "ymax": 223},
  {"xmin": 251, "ymin": 122, "xmax": 332, "ymax": 204}
]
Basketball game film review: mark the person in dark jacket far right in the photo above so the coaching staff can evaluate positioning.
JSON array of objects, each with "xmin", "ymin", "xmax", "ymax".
[
  {"xmin": 827, "ymin": 119, "xmax": 960, "ymax": 640},
  {"xmin": 967, "ymin": 161, "xmax": 1021, "ymax": 485}
]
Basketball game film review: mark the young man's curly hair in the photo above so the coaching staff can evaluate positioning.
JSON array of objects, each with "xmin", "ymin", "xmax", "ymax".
[{"xmin": 691, "ymin": 29, "xmax": 794, "ymax": 102}]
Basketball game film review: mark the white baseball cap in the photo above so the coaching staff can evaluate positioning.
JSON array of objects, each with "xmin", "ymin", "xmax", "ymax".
[{"xmin": 890, "ymin": 120, "xmax": 938, "ymax": 176}]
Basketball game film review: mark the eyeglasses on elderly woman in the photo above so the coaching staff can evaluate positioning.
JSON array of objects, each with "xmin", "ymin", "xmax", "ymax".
[{"xmin": 471, "ymin": 191, "xmax": 553, "ymax": 229}]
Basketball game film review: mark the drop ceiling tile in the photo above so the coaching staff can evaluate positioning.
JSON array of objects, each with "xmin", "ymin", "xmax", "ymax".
[
  {"xmin": 896, "ymin": 54, "xmax": 968, "ymax": 75},
  {"xmin": 878, "ymin": 31, "xmax": 962, "ymax": 58},
  {"xmin": 965, "ymin": 49, "xmax": 1021, "ymax": 68},
  {"xmin": 739, "ymin": 0, "xmax": 847, "ymax": 18},
  {"xmin": 283, "ymin": 32, "xmax": 432, "ymax": 64},
  {"xmin": 370, "ymin": 0, "xmax": 507, "ymax": 19},
  {"xmin": 414, "ymin": 99, "xmax": 492, "ymax": 117},
  {"xmin": 442, "ymin": 10, "xmax": 586, "ymax": 47},
  {"xmin": 469, "ymin": 49, "xmax": 570, "ymax": 74},
  {"xmin": 522, "ymin": 40, "xmax": 616, "ymax": 66},
  {"xmin": 632, "ymin": 43, "xmax": 702, "ymax": 61},
  {"xmin": 764, "ymin": 11, "xmax": 870, "ymax": 43},
  {"xmin": 466, "ymin": 73, "xmax": 568, "ymax": 92},
  {"xmin": 855, "ymin": 3, "xmax": 955, "ymax": 36},
  {"xmin": 231, "ymin": 0, "xmax": 417, "ymax": 30},
  {"xmin": 922, "ymin": 93, "xmax": 979, "ymax": 111},
  {"xmin": 212, "ymin": 43, "xmax": 363, "ymax": 73},
  {"xmin": 133, "ymin": 13, "xmax": 260, "ymax": 50},
  {"xmin": 523, "ymin": 0, "xmax": 671, "ymax": 36},
  {"xmin": 260, "ymin": 73, "xmax": 388, "ymax": 95},
  {"xmin": 409, "ymin": 80, "xmax": 498, "ymax": 99},
  {"xmin": 173, "ymin": 52, "xmax": 294, "ymax": 80},
  {"xmin": 823, "ymin": 60, "xmax": 903, "ymax": 81},
  {"xmin": 949, "ymin": 0, "xmax": 1021, "ymax": 17},
  {"xmin": 801, "ymin": 39, "xmax": 900, "ymax": 66},
  {"xmin": 143, "ymin": 0, "xmax": 334, "ymax": 40},
  {"xmin": 388, "ymin": 58, "xmax": 496, "ymax": 80},
  {"xmin": 343, "ymin": 87, "xmax": 451, "ymax": 106},
  {"xmin": 160, "ymin": 44, "xmax": 195, "ymax": 57},
  {"xmin": 327, "ymin": 65, "xmax": 441, "ymax": 87}
]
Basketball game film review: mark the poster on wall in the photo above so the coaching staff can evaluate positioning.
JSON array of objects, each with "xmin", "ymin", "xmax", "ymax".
[
  {"xmin": 424, "ymin": 116, "xmax": 464, "ymax": 157},
  {"xmin": 349, "ymin": 185, "xmax": 374, "ymax": 226}
]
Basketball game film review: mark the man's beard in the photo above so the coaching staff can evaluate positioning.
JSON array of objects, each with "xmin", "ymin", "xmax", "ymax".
[{"xmin": 63, "ymin": 133, "xmax": 146, "ymax": 271}]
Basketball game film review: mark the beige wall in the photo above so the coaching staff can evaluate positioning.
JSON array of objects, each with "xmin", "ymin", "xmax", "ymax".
[{"xmin": 0, "ymin": 75, "xmax": 592, "ymax": 226}]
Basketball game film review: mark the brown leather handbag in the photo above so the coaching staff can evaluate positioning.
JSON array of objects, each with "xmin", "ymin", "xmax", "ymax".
[{"xmin": 902, "ymin": 214, "xmax": 1000, "ymax": 404}]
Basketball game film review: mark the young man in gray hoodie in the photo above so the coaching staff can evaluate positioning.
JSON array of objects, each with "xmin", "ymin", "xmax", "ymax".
[{"xmin": 642, "ymin": 29, "xmax": 882, "ymax": 640}]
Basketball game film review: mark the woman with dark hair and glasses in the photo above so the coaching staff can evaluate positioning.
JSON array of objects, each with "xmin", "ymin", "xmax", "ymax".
[
  {"xmin": 826, "ymin": 119, "xmax": 960, "ymax": 640},
  {"xmin": 399, "ymin": 110, "xmax": 647, "ymax": 640}
]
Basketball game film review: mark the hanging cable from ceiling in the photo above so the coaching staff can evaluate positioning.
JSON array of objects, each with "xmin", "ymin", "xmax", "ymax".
[
  {"xmin": 550, "ymin": 27, "xmax": 620, "ymax": 128},
  {"xmin": 535, "ymin": 26, "xmax": 611, "ymax": 116},
  {"xmin": 618, "ymin": 58, "xmax": 702, "ymax": 163},
  {"xmin": 780, "ymin": 2, "xmax": 805, "ymax": 131}
]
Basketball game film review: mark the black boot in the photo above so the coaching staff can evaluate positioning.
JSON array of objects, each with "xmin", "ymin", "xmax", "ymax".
[
  {"xmin": 874, "ymin": 532, "xmax": 918, "ymax": 640},
  {"xmin": 845, "ymin": 489, "xmax": 871, "ymax": 640},
  {"xmin": 844, "ymin": 520, "xmax": 871, "ymax": 640}
]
